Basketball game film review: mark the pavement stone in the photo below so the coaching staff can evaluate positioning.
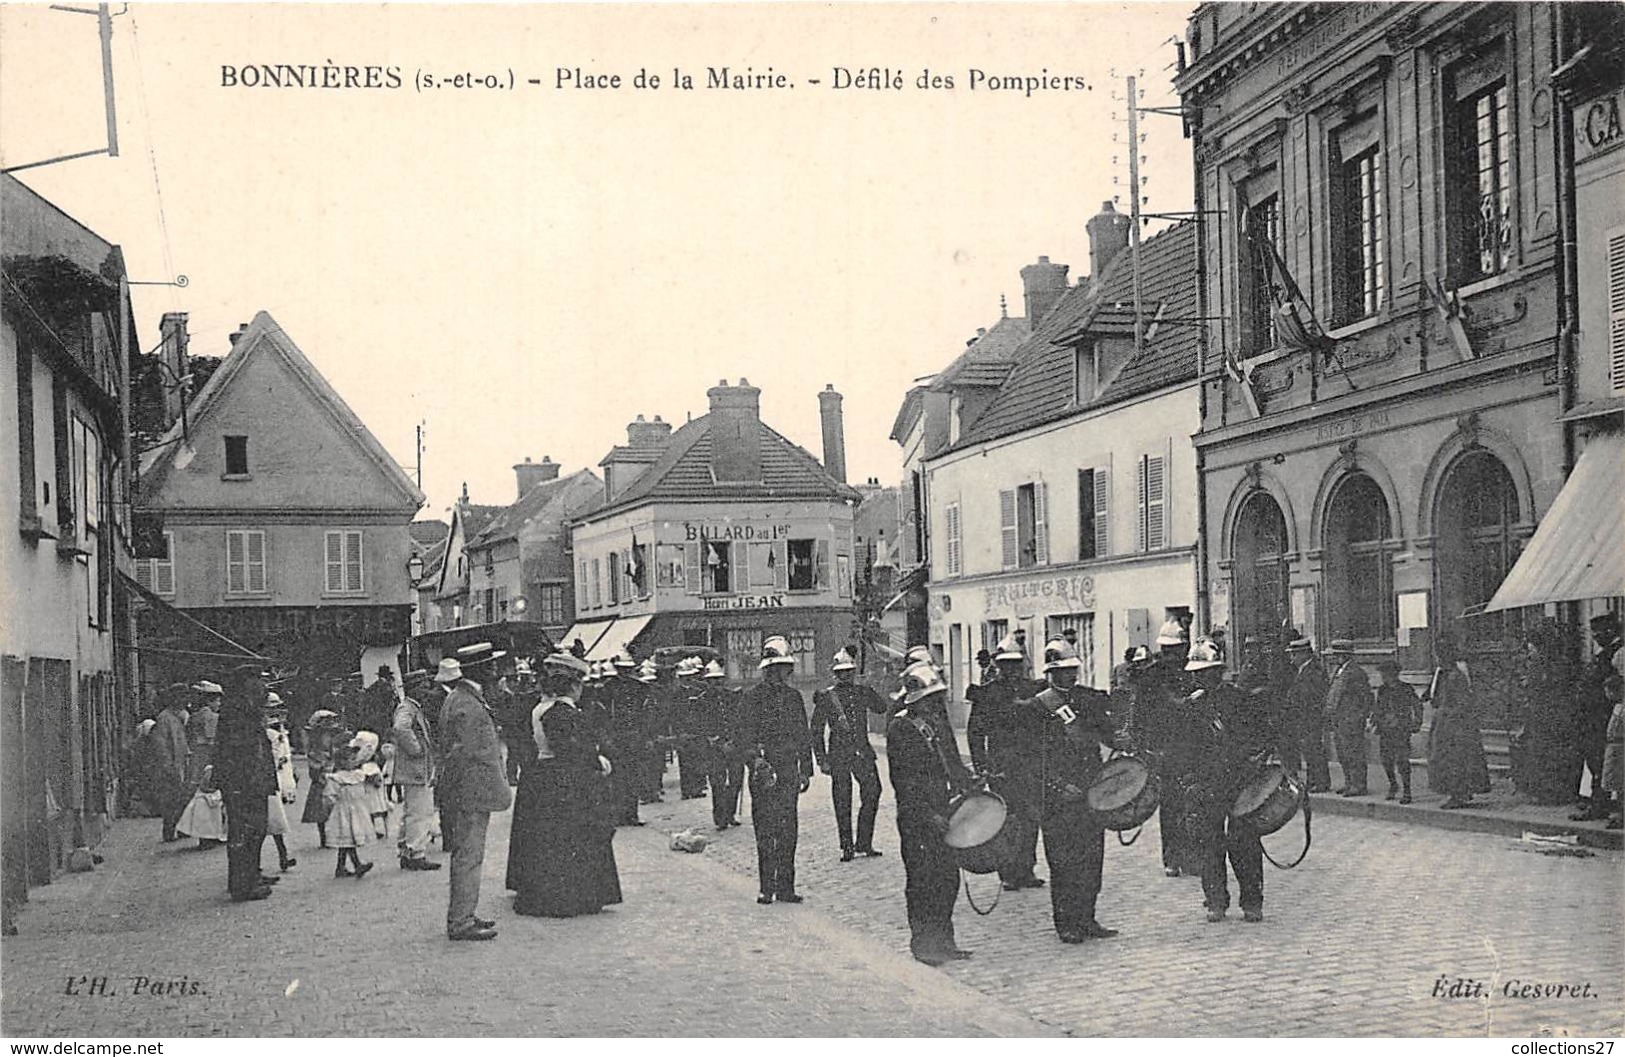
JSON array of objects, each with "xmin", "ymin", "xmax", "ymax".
[{"xmin": 642, "ymin": 746, "xmax": 1625, "ymax": 1038}]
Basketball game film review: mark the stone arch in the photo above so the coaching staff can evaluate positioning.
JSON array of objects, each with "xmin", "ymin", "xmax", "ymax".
[
  {"xmin": 1308, "ymin": 446, "xmax": 1406, "ymax": 552},
  {"xmin": 1219, "ymin": 465, "xmax": 1301, "ymax": 561},
  {"xmin": 1416, "ymin": 423, "xmax": 1537, "ymax": 539}
]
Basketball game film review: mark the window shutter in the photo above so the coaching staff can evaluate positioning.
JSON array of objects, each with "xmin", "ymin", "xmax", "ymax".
[
  {"xmin": 773, "ymin": 540, "xmax": 788, "ymax": 590},
  {"xmin": 946, "ymin": 503, "xmax": 962, "ymax": 576},
  {"xmin": 814, "ymin": 538, "xmax": 830, "ymax": 589},
  {"xmin": 999, "ymin": 488, "xmax": 1018, "ymax": 570},
  {"xmin": 134, "ymin": 560, "xmax": 154, "ymax": 592},
  {"xmin": 1610, "ymin": 228, "xmax": 1625, "ymax": 392},
  {"xmin": 345, "ymin": 531, "xmax": 363, "ymax": 592},
  {"xmin": 685, "ymin": 542, "xmax": 702, "ymax": 593},
  {"xmin": 247, "ymin": 532, "xmax": 266, "ymax": 593},
  {"xmin": 227, "ymin": 531, "xmax": 245, "ymax": 594},
  {"xmin": 325, "ymin": 532, "xmax": 343, "ymax": 593},
  {"xmin": 1033, "ymin": 480, "xmax": 1049, "ymax": 565},
  {"xmin": 733, "ymin": 540, "xmax": 749, "ymax": 593},
  {"xmin": 155, "ymin": 544, "xmax": 174, "ymax": 597},
  {"xmin": 1094, "ymin": 466, "xmax": 1110, "ymax": 557},
  {"xmin": 1145, "ymin": 455, "xmax": 1166, "ymax": 551}
]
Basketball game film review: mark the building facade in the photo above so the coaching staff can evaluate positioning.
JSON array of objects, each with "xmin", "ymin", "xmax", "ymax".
[
  {"xmin": 134, "ymin": 311, "xmax": 424, "ymax": 690},
  {"xmin": 2, "ymin": 174, "xmax": 141, "ymax": 905},
  {"xmin": 1178, "ymin": 3, "xmax": 1567, "ymax": 724},
  {"xmin": 463, "ymin": 457, "xmax": 602, "ymax": 635},
  {"xmin": 424, "ymin": 489, "xmax": 500, "ymax": 632},
  {"xmin": 567, "ymin": 380, "xmax": 861, "ymax": 691},
  {"xmin": 923, "ymin": 215, "xmax": 1200, "ymax": 717}
]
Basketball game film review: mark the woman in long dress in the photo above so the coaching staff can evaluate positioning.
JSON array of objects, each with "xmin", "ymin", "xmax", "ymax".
[
  {"xmin": 1427, "ymin": 636, "xmax": 1492, "ymax": 809},
  {"xmin": 301, "ymin": 710, "xmax": 343, "ymax": 846},
  {"xmin": 507, "ymin": 651, "xmax": 622, "ymax": 917}
]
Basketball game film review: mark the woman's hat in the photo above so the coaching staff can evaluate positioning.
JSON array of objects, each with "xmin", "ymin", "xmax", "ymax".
[
  {"xmin": 543, "ymin": 652, "xmax": 591, "ymax": 678},
  {"xmin": 348, "ymin": 730, "xmax": 379, "ymax": 764},
  {"xmin": 434, "ymin": 658, "xmax": 463, "ymax": 684}
]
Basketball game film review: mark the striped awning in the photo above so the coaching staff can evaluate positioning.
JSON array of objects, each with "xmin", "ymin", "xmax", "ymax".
[{"xmin": 1482, "ymin": 432, "xmax": 1625, "ymax": 613}]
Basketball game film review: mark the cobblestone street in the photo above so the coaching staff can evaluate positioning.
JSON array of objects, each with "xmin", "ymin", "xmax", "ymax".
[{"xmin": 3, "ymin": 757, "xmax": 1620, "ymax": 1038}]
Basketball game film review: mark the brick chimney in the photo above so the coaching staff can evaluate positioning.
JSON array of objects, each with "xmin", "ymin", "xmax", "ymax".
[
  {"xmin": 818, "ymin": 384, "xmax": 847, "ymax": 483},
  {"xmin": 159, "ymin": 312, "xmax": 189, "ymax": 430},
  {"xmin": 626, "ymin": 414, "xmax": 673, "ymax": 449},
  {"xmin": 1086, "ymin": 200, "xmax": 1132, "ymax": 282},
  {"xmin": 513, "ymin": 455, "xmax": 560, "ymax": 499},
  {"xmin": 1020, "ymin": 256, "xmax": 1070, "ymax": 324},
  {"xmin": 228, "ymin": 322, "xmax": 249, "ymax": 347},
  {"xmin": 707, "ymin": 377, "xmax": 762, "ymax": 483}
]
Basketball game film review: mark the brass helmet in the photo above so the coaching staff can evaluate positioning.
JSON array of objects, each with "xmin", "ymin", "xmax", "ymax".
[
  {"xmin": 897, "ymin": 660, "xmax": 948, "ymax": 705},
  {"xmin": 758, "ymin": 635, "xmax": 796, "ymax": 670},
  {"xmin": 1185, "ymin": 637, "xmax": 1226, "ymax": 672},
  {"xmin": 675, "ymin": 656, "xmax": 705, "ymax": 679},
  {"xmin": 830, "ymin": 648, "xmax": 857, "ymax": 672},
  {"xmin": 702, "ymin": 659, "xmax": 727, "ymax": 680},
  {"xmin": 1155, "ymin": 619, "xmax": 1189, "ymax": 647},
  {"xmin": 1042, "ymin": 638, "xmax": 1082, "ymax": 672},
  {"xmin": 993, "ymin": 635, "xmax": 1025, "ymax": 662}
]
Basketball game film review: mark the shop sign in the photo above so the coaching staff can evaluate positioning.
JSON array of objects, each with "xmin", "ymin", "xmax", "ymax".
[
  {"xmin": 983, "ymin": 574, "xmax": 1095, "ymax": 614},
  {"xmin": 683, "ymin": 522, "xmax": 790, "ymax": 542},
  {"xmin": 703, "ymin": 593, "xmax": 787, "ymax": 611},
  {"xmin": 1575, "ymin": 90, "xmax": 1625, "ymax": 165},
  {"xmin": 1313, "ymin": 408, "xmax": 1390, "ymax": 444}
]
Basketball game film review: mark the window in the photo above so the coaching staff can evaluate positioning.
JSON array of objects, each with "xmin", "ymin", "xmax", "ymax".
[
  {"xmin": 324, "ymin": 530, "xmax": 364, "ymax": 594},
  {"xmin": 579, "ymin": 559, "xmax": 589, "ymax": 603},
  {"xmin": 590, "ymin": 558, "xmax": 602, "ymax": 608},
  {"xmin": 1609, "ymin": 227, "xmax": 1625, "ymax": 392},
  {"xmin": 1448, "ymin": 49, "xmax": 1512, "ymax": 284},
  {"xmin": 788, "ymin": 539, "xmax": 817, "ymax": 590},
  {"xmin": 1077, "ymin": 469, "xmax": 1098, "ymax": 561},
  {"xmin": 787, "ymin": 629, "xmax": 818, "ymax": 673},
  {"xmin": 1136, "ymin": 454, "xmax": 1166, "ymax": 552},
  {"xmin": 1233, "ymin": 492, "xmax": 1290, "ymax": 648},
  {"xmin": 836, "ymin": 554, "xmax": 851, "ymax": 598},
  {"xmin": 1242, "ymin": 187, "xmax": 1281, "ymax": 355},
  {"xmin": 1074, "ymin": 343, "xmax": 1099, "ymax": 404},
  {"xmin": 748, "ymin": 542, "xmax": 779, "ymax": 588},
  {"xmin": 607, "ymin": 552, "xmax": 621, "ymax": 605},
  {"xmin": 1324, "ymin": 473, "xmax": 1392, "ymax": 640},
  {"xmin": 537, "ymin": 584, "xmax": 565, "ymax": 626},
  {"xmin": 496, "ymin": 586, "xmax": 508, "ymax": 618},
  {"xmin": 982, "ymin": 619, "xmax": 1008, "ymax": 654},
  {"xmin": 944, "ymin": 502, "xmax": 963, "ymax": 576},
  {"xmin": 224, "ymin": 435, "xmax": 250, "ymax": 476},
  {"xmin": 1045, "ymin": 613, "xmax": 1096, "ymax": 686},
  {"xmin": 911, "ymin": 471, "xmax": 926, "ymax": 566},
  {"xmin": 656, "ymin": 543, "xmax": 688, "ymax": 589},
  {"xmin": 226, "ymin": 530, "xmax": 267, "ymax": 594},
  {"xmin": 1333, "ymin": 132, "xmax": 1385, "ymax": 324},
  {"xmin": 1002, "ymin": 483, "xmax": 1048, "ymax": 570},
  {"xmin": 724, "ymin": 628, "xmax": 761, "ymax": 682},
  {"xmin": 701, "ymin": 540, "xmax": 733, "ymax": 594},
  {"xmin": 1436, "ymin": 451, "xmax": 1521, "ymax": 647},
  {"xmin": 135, "ymin": 531, "xmax": 176, "ymax": 596}
]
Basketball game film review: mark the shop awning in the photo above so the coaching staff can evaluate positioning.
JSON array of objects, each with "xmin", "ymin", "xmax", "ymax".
[
  {"xmin": 1482, "ymin": 432, "xmax": 1625, "ymax": 613},
  {"xmin": 585, "ymin": 613, "xmax": 654, "ymax": 662},
  {"xmin": 558, "ymin": 619, "xmax": 616, "ymax": 657}
]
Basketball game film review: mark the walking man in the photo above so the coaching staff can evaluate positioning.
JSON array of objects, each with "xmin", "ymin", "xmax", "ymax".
[
  {"xmin": 741, "ymin": 636, "xmax": 813, "ymax": 904},
  {"xmin": 811, "ymin": 648, "xmax": 885, "ymax": 861},
  {"xmin": 1326, "ymin": 644, "xmax": 1371, "ymax": 796},
  {"xmin": 1285, "ymin": 636, "xmax": 1332, "ymax": 792},
  {"xmin": 215, "ymin": 665, "xmax": 278, "ymax": 902},
  {"xmin": 151, "ymin": 684, "xmax": 192, "ymax": 843},
  {"xmin": 436, "ymin": 658, "xmax": 511, "ymax": 941},
  {"xmin": 393, "ymin": 670, "xmax": 442, "ymax": 871}
]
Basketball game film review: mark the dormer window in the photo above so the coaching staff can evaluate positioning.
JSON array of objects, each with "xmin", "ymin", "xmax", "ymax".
[
  {"xmin": 224, "ymin": 435, "xmax": 250, "ymax": 477},
  {"xmin": 1074, "ymin": 343, "xmax": 1099, "ymax": 404}
]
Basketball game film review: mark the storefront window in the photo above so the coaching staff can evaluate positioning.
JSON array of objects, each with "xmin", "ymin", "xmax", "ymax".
[
  {"xmin": 1324, "ymin": 473, "xmax": 1392, "ymax": 641},
  {"xmin": 1436, "ymin": 450, "xmax": 1521, "ymax": 647},
  {"xmin": 1232, "ymin": 491, "xmax": 1290, "ymax": 646}
]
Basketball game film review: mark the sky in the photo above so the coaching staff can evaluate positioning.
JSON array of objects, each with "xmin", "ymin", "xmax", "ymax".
[{"xmin": 0, "ymin": 2, "xmax": 1196, "ymax": 521}]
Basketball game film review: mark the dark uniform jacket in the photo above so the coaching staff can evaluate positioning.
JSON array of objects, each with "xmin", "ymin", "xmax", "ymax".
[
  {"xmin": 1168, "ymin": 683, "xmax": 1271, "ymax": 804},
  {"xmin": 810, "ymin": 682, "xmax": 882, "ymax": 770},
  {"xmin": 886, "ymin": 706, "xmax": 972, "ymax": 834},
  {"xmin": 214, "ymin": 698, "xmax": 278, "ymax": 800},
  {"xmin": 739, "ymin": 681, "xmax": 813, "ymax": 781},
  {"xmin": 1287, "ymin": 656, "xmax": 1330, "ymax": 731},
  {"xmin": 606, "ymin": 676, "xmax": 653, "ymax": 755},
  {"xmin": 1014, "ymin": 684, "xmax": 1117, "ymax": 812},
  {"xmin": 966, "ymin": 674, "xmax": 1042, "ymax": 773}
]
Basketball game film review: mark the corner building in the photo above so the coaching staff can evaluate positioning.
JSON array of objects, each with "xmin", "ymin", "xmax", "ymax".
[{"xmin": 1178, "ymin": 3, "xmax": 1566, "ymax": 725}]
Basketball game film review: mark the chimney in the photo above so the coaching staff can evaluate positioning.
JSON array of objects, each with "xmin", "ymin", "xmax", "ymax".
[
  {"xmin": 818, "ymin": 384, "xmax": 847, "ymax": 483},
  {"xmin": 513, "ymin": 455, "xmax": 560, "ymax": 499},
  {"xmin": 707, "ymin": 377, "xmax": 762, "ymax": 483},
  {"xmin": 626, "ymin": 414, "xmax": 673, "ymax": 449},
  {"xmin": 1086, "ymin": 200, "xmax": 1132, "ymax": 282},
  {"xmin": 159, "ymin": 312, "xmax": 189, "ymax": 430},
  {"xmin": 1020, "ymin": 256, "xmax": 1070, "ymax": 324},
  {"xmin": 228, "ymin": 322, "xmax": 249, "ymax": 347}
]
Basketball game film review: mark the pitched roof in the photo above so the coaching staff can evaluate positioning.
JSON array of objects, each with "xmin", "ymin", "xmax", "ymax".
[
  {"xmin": 930, "ymin": 314, "xmax": 1030, "ymax": 391},
  {"xmin": 468, "ymin": 469, "xmax": 601, "ymax": 549},
  {"xmin": 137, "ymin": 310, "xmax": 426, "ymax": 509},
  {"xmin": 954, "ymin": 221, "xmax": 1199, "ymax": 449},
  {"xmin": 581, "ymin": 412, "xmax": 860, "ymax": 521},
  {"xmin": 410, "ymin": 519, "xmax": 450, "ymax": 546}
]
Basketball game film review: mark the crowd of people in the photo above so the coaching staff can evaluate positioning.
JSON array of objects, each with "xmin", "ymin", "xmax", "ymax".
[{"xmin": 125, "ymin": 610, "xmax": 1623, "ymax": 955}]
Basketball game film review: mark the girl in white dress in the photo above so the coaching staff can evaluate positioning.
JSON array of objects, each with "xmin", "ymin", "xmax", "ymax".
[
  {"xmin": 324, "ymin": 735, "xmax": 378, "ymax": 879},
  {"xmin": 264, "ymin": 694, "xmax": 298, "ymax": 871}
]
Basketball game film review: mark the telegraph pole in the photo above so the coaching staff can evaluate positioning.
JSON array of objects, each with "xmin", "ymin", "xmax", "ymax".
[
  {"xmin": 1126, "ymin": 74, "xmax": 1144, "ymax": 361},
  {"xmin": 5, "ymin": 2, "xmax": 121, "ymax": 172}
]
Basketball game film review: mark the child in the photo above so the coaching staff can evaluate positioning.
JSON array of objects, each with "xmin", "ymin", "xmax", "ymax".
[
  {"xmin": 264, "ymin": 694, "xmax": 298, "ymax": 871},
  {"xmin": 323, "ymin": 735, "xmax": 378, "ymax": 879},
  {"xmin": 302, "ymin": 710, "xmax": 342, "ymax": 847},
  {"xmin": 1372, "ymin": 659, "xmax": 1420, "ymax": 804},
  {"xmin": 353, "ymin": 731, "xmax": 391, "ymax": 840}
]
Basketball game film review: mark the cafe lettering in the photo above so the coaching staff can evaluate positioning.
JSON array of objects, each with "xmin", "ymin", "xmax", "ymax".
[
  {"xmin": 682, "ymin": 522, "xmax": 790, "ymax": 542},
  {"xmin": 983, "ymin": 574, "xmax": 1096, "ymax": 613},
  {"xmin": 1576, "ymin": 90, "xmax": 1625, "ymax": 163}
]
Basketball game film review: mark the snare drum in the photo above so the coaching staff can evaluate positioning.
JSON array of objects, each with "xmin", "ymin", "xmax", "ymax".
[
  {"xmin": 1085, "ymin": 755, "xmax": 1160, "ymax": 831},
  {"xmin": 944, "ymin": 790, "xmax": 1012, "ymax": 875},
  {"xmin": 1230, "ymin": 764, "xmax": 1303, "ymax": 836}
]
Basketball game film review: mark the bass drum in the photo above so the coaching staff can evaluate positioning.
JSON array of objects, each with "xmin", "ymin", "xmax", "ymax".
[
  {"xmin": 1085, "ymin": 755, "xmax": 1160, "ymax": 831},
  {"xmin": 1230, "ymin": 763, "xmax": 1303, "ymax": 836},
  {"xmin": 943, "ymin": 790, "xmax": 1012, "ymax": 875}
]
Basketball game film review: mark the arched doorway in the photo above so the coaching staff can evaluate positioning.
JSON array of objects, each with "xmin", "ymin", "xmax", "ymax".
[
  {"xmin": 1232, "ymin": 491, "xmax": 1291, "ymax": 647},
  {"xmin": 1324, "ymin": 472, "xmax": 1393, "ymax": 642}
]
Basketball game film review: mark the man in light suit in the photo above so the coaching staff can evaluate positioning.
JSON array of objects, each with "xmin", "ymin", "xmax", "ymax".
[
  {"xmin": 435, "ymin": 658, "xmax": 512, "ymax": 941},
  {"xmin": 392, "ymin": 670, "xmax": 441, "ymax": 872}
]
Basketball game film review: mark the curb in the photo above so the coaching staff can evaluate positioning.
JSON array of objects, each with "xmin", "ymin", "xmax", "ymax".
[{"xmin": 1307, "ymin": 791, "xmax": 1623, "ymax": 850}]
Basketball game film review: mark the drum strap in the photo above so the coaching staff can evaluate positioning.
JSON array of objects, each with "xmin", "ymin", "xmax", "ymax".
[
  {"xmin": 961, "ymin": 871, "xmax": 1002, "ymax": 917},
  {"xmin": 1117, "ymin": 824, "xmax": 1143, "ymax": 847},
  {"xmin": 1260, "ymin": 786, "xmax": 1312, "ymax": 870}
]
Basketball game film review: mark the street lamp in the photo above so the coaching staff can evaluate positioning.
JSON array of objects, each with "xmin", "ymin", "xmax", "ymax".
[{"xmin": 407, "ymin": 553, "xmax": 425, "ymax": 585}]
